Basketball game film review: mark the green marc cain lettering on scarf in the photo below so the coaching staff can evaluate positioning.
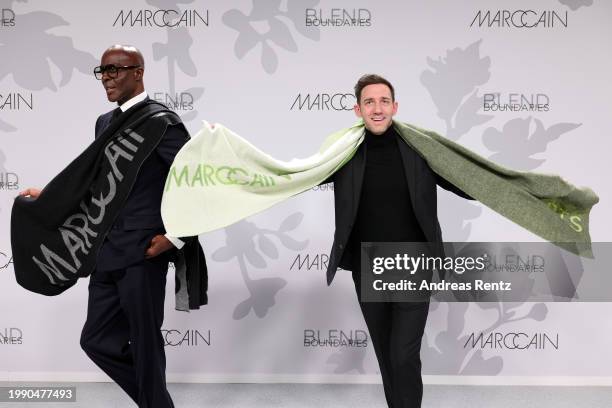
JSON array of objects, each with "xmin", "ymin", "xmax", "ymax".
[
  {"xmin": 165, "ymin": 164, "xmax": 291, "ymax": 191},
  {"xmin": 161, "ymin": 120, "xmax": 598, "ymax": 258}
]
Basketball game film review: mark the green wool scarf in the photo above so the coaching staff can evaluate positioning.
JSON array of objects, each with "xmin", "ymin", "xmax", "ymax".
[{"xmin": 161, "ymin": 120, "xmax": 598, "ymax": 257}]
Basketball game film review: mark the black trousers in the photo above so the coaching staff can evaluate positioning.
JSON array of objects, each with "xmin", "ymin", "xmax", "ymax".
[
  {"xmin": 353, "ymin": 270, "xmax": 429, "ymax": 408},
  {"xmin": 80, "ymin": 257, "xmax": 174, "ymax": 408}
]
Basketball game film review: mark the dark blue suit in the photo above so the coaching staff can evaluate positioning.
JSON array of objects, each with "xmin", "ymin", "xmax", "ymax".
[{"xmin": 80, "ymin": 100, "xmax": 187, "ymax": 408}]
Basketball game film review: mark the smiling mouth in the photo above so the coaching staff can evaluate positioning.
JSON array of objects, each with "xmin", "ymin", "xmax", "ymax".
[{"xmin": 371, "ymin": 117, "xmax": 385, "ymax": 122}]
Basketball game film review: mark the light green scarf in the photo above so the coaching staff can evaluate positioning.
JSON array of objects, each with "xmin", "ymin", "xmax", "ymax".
[{"xmin": 161, "ymin": 120, "xmax": 598, "ymax": 257}]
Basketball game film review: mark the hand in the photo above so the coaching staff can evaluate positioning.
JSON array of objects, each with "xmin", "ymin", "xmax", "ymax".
[
  {"xmin": 145, "ymin": 234, "xmax": 175, "ymax": 259},
  {"xmin": 18, "ymin": 188, "xmax": 42, "ymax": 199}
]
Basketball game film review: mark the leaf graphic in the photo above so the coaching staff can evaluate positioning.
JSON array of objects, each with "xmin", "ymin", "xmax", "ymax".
[
  {"xmin": 250, "ymin": 277, "xmax": 287, "ymax": 318},
  {"xmin": 258, "ymin": 235, "xmax": 279, "ymax": 259},
  {"xmin": 558, "ymin": 0, "xmax": 593, "ymax": 10},
  {"xmin": 0, "ymin": 120, "xmax": 17, "ymax": 132},
  {"xmin": 327, "ymin": 348, "xmax": 366, "ymax": 374},
  {"xmin": 153, "ymin": 27, "xmax": 197, "ymax": 77},
  {"xmin": 212, "ymin": 246, "xmax": 234, "ymax": 262},
  {"xmin": 250, "ymin": 0, "xmax": 282, "ymax": 20},
  {"xmin": 530, "ymin": 119, "xmax": 581, "ymax": 154},
  {"xmin": 233, "ymin": 298, "xmax": 253, "ymax": 319},
  {"xmin": 278, "ymin": 234, "xmax": 309, "ymax": 251},
  {"xmin": 287, "ymin": 0, "xmax": 320, "ymax": 41},
  {"xmin": 279, "ymin": 212, "xmax": 303, "ymax": 231},
  {"xmin": 235, "ymin": 32, "xmax": 259, "ymax": 59},
  {"xmin": 461, "ymin": 350, "xmax": 503, "ymax": 375},
  {"xmin": 452, "ymin": 90, "xmax": 493, "ymax": 139},
  {"xmin": 180, "ymin": 111, "xmax": 198, "ymax": 122},
  {"xmin": 146, "ymin": 0, "xmax": 196, "ymax": 8},
  {"xmin": 483, "ymin": 118, "xmax": 580, "ymax": 170},
  {"xmin": 526, "ymin": 303, "xmax": 548, "ymax": 321},
  {"xmin": 267, "ymin": 17, "xmax": 297, "ymax": 52},
  {"xmin": 261, "ymin": 41, "xmax": 278, "ymax": 74},
  {"xmin": 421, "ymin": 40, "xmax": 490, "ymax": 135},
  {"xmin": 245, "ymin": 248, "xmax": 267, "ymax": 268},
  {"xmin": 0, "ymin": 11, "xmax": 97, "ymax": 91}
]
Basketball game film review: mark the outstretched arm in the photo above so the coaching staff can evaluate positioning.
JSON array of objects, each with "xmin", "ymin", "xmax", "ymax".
[{"xmin": 435, "ymin": 174, "xmax": 473, "ymax": 200}]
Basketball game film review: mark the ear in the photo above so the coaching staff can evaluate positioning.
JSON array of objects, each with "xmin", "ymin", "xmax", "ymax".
[
  {"xmin": 353, "ymin": 103, "xmax": 362, "ymax": 118},
  {"xmin": 392, "ymin": 101, "xmax": 398, "ymax": 115},
  {"xmin": 134, "ymin": 68, "xmax": 144, "ymax": 81}
]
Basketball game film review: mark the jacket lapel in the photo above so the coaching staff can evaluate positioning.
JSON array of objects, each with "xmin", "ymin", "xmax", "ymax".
[
  {"xmin": 351, "ymin": 142, "xmax": 366, "ymax": 218},
  {"xmin": 396, "ymin": 138, "xmax": 418, "ymax": 211}
]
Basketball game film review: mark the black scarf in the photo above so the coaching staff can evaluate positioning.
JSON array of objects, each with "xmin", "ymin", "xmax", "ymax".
[{"xmin": 11, "ymin": 100, "xmax": 207, "ymax": 310}]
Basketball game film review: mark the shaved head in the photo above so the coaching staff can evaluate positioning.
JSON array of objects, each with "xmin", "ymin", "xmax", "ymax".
[
  {"xmin": 99, "ymin": 44, "xmax": 146, "ymax": 105},
  {"xmin": 103, "ymin": 44, "xmax": 145, "ymax": 69}
]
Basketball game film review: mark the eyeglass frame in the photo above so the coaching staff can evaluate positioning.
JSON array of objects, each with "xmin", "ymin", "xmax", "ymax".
[{"xmin": 93, "ymin": 64, "xmax": 141, "ymax": 80}]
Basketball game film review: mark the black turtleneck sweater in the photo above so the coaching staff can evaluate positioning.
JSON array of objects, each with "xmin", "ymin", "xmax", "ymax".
[{"xmin": 348, "ymin": 126, "xmax": 426, "ymax": 263}]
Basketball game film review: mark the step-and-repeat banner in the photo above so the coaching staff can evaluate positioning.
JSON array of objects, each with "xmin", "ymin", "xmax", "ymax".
[{"xmin": 1, "ymin": 0, "xmax": 611, "ymax": 383}]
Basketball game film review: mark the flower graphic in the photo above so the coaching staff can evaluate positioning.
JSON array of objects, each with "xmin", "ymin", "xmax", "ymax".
[
  {"xmin": 420, "ymin": 39, "xmax": 586, "ymax": 375},
  {"xmin": 148, "ymin": 1, "xmax": 204, "ymax": 124},
  {"xmin": 223, "ymin": 0, "xmax": 320, "ymax": 74},
  {"xmin": 212, "ymin": 213, "xmax": 308, "ymax": 319},
  {"xmin": 0, "ymin": 1, "xmax": 97, "ymax": 135},
  {"xmin": 420, "ymin": 40, "xmax": 493, "ymax": 140},
  {"xmin": 0, "ymin": 8, "xmax": 97, "ymax": 92},
  {"xmin": 483, "ymin": 117, "xmax": 581, "ymax": 170}
]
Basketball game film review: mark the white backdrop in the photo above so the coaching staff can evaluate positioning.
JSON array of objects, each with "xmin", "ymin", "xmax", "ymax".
[{"xmin": 1, "ymin": 0, "xmax": 611, "ymax": 385}]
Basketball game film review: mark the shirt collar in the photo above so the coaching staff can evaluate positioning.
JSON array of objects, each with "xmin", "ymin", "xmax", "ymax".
[{"xmin": 119, "ymin": 91, "xmax": 148, "ymax": 112}]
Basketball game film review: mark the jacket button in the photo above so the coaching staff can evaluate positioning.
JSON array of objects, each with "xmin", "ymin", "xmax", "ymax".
[{"xmin": 338, "ymin": 243, "xmax": 344, "ymax": 250}]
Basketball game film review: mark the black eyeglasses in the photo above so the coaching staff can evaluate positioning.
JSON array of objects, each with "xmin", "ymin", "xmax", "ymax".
[{"xmin": 93, "ymin": 64, "xmax": 141, "ymax": 80}]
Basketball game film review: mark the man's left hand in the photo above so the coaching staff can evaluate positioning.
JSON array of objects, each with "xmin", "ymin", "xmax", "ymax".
[{"xmin": 145, "ymin": 235, "xmax": 175, "ymax": 259}]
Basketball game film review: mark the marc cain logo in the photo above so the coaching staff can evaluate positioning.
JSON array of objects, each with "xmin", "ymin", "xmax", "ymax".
[
  {"xmin": 1, "ymin": 9, "xmax": 15, "ymax": 27},
  {"xmin": 165, "ymin": 164, "xmax": 290, "ymax": 191},
  {"xmin": 464, "ymin": 332, "xmax": 559, "ymax": 350},
  {"xmin": 290, "ymin": 93, "xmax": 356, "ymax": 111},
  {"xmin": 470, "ymin": 10, "xmax": 568, "ymax": 28},
  {"xmin": 161, "ymin": 329, "xmax": 210, "ymax": 347},
  {"xmin": 113, "ymin": 9, "xmax": 209, "ymax": 28}
]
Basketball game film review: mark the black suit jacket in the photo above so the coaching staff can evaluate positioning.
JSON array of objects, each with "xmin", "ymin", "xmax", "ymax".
[
  {"xmin": 326, "ymin": 137, "xmax": 472, "ymax": 285},
  {"xmin": 95, "ymin": 99, "xmax": 189, "ymax": 271}
]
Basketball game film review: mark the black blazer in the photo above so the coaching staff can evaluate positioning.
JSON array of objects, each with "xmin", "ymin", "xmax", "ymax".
[
  {"xmin": 326, "ymin": 138, "xmax": 472, "ymax": 285},
  {"xmin": 94, "ymin": 99, "xmax": 189, "ymax": 271}
]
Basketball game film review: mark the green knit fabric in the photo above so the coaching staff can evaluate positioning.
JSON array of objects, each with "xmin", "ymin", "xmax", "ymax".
[{"xmin": 161, "ymin": 120, "xmax": 598, "ymax": 257}]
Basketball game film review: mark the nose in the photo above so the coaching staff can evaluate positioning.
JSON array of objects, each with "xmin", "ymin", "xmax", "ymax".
[{"xmin": 101, "ymin": 70, "xmax": 113, "ymax": 82}]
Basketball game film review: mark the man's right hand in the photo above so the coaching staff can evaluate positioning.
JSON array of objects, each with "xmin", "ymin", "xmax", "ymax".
[{"xmin": 18, "ymin": 188, "xmax": 42, "ymax": 199}]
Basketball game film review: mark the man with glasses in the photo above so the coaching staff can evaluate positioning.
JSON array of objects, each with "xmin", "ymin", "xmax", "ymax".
[{"xmin": 20, "ymin": 44, "xmax": 190, "ymax": 408}]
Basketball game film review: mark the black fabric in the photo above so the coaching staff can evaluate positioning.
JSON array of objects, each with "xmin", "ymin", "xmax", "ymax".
[
  {"xmin": 95, "ymin": 107, "xmax": 188, "ymax": 272},
  {"xmin": 352, "ymin": 268, "xmax": 429, "ymax": 408},
  {"xmin": 110, "ymin": 107, "xmax": 122, "ymax": 122},
  {"xmin": 323, "ymin": 125, "xmax": 473, "ymax": 408},
  {"xmin": 325, "ymin": 126, "xmax": 472, "ymax": 285},
  {"xmin": 80, "ymin": 257, "xmax": 174, "ymax": 408},
  {"xmin": 349, "ymin": 127, "xmax": 426, "ymax": 254},
  {"xmin": 11, "ymin": 100, "xmax": 207, "ymax": 309}
]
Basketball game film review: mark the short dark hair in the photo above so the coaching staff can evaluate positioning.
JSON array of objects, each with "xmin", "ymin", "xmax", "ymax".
[{"xmin": 354, "ymin": 74, "xmax": 395, "ymax": 104}]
